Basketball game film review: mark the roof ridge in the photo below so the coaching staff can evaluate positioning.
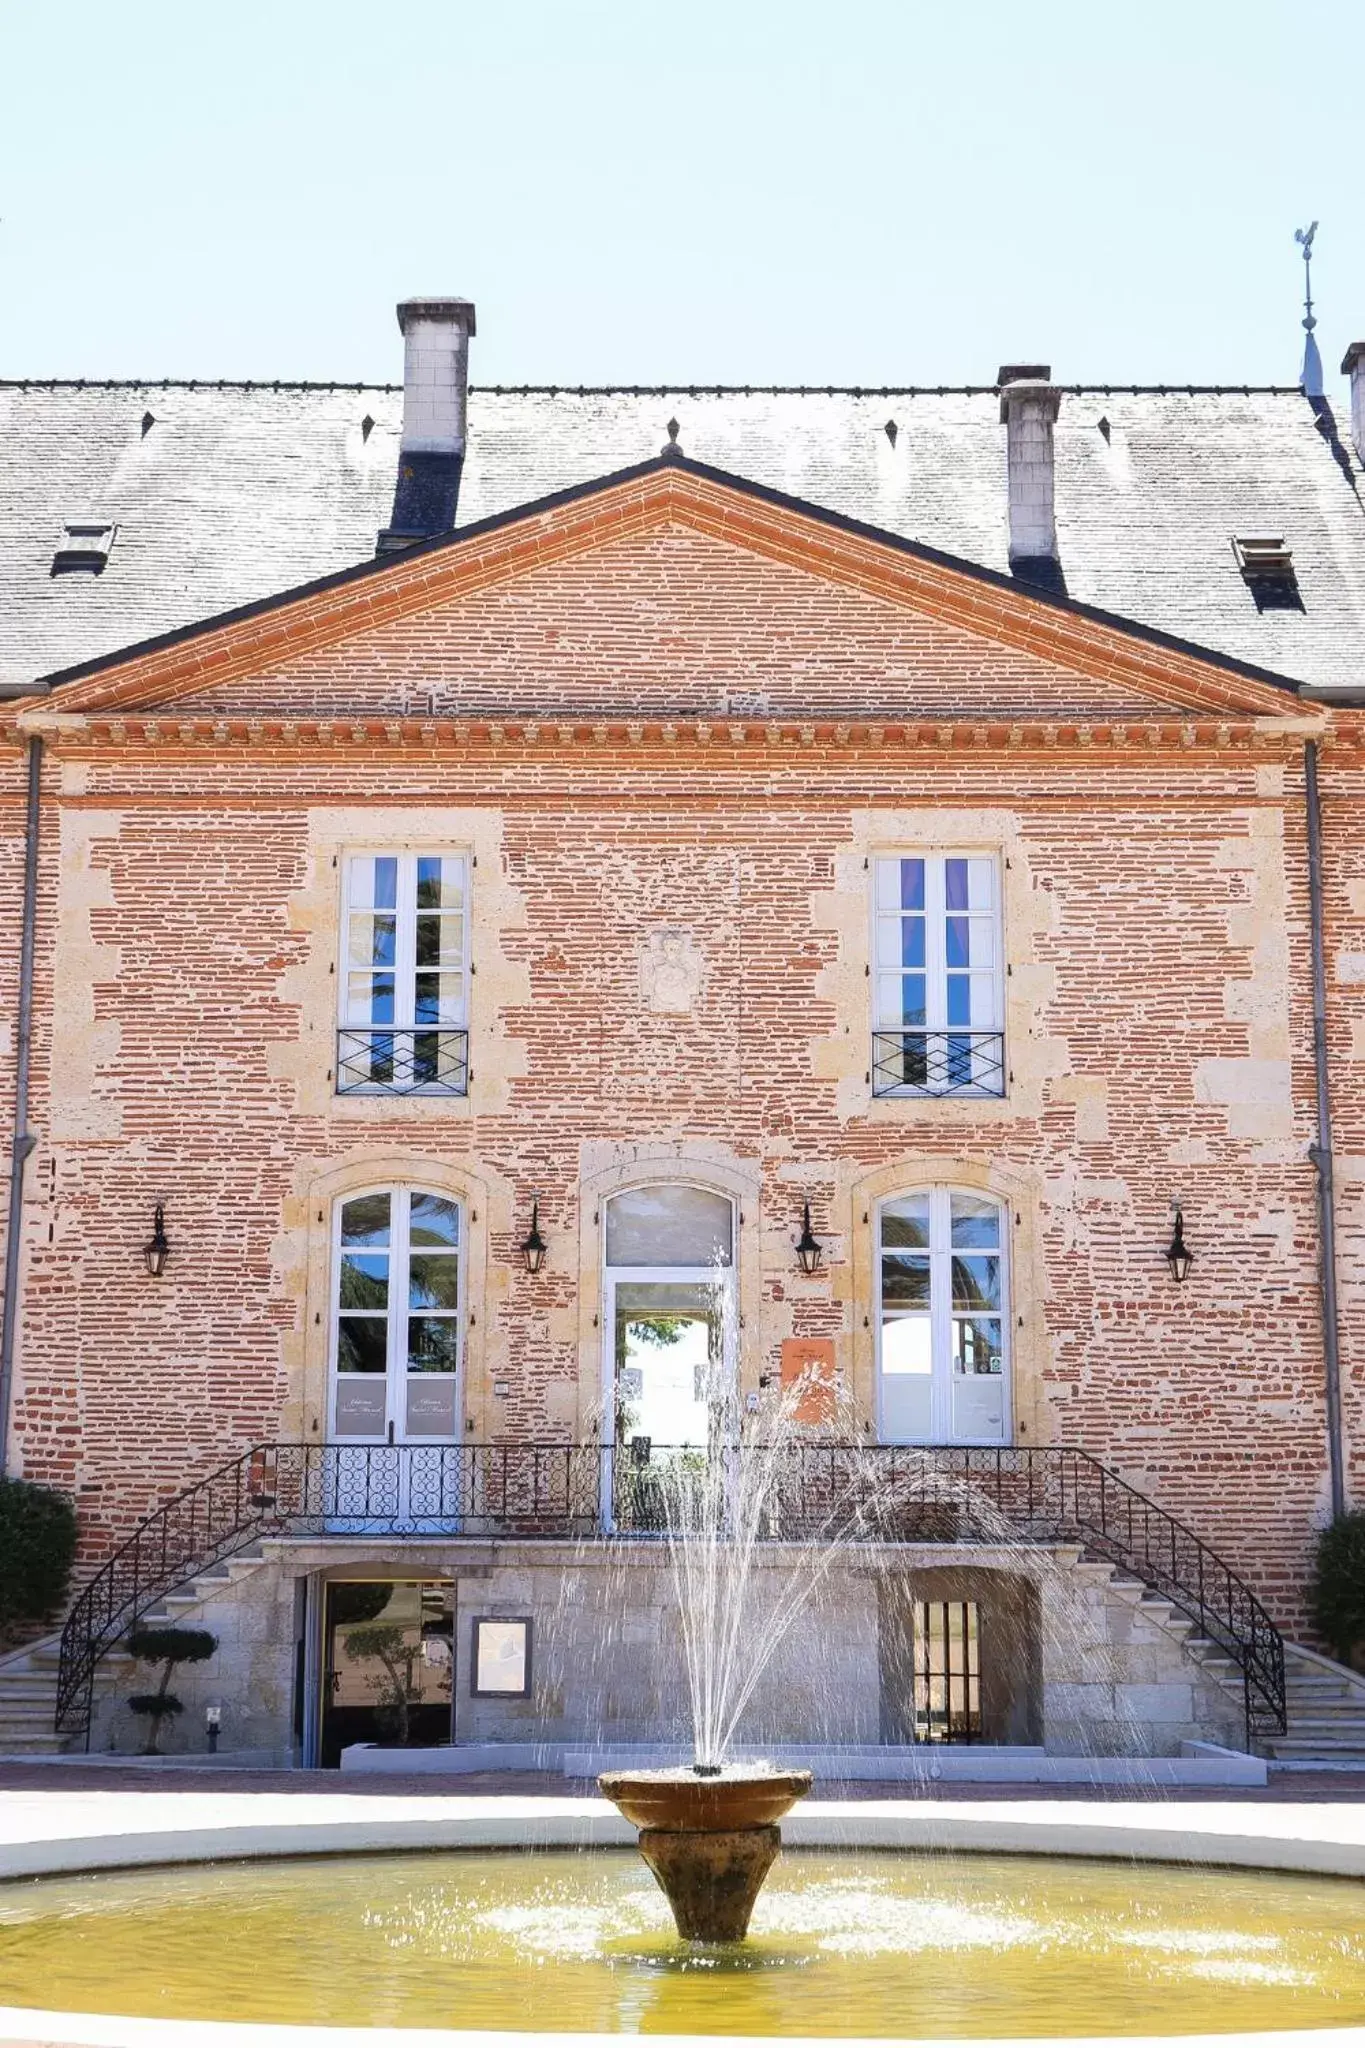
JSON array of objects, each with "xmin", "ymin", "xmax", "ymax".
[{"xmin": 0, "ymin": 378, "xmax": 1310, "ymax": 397}]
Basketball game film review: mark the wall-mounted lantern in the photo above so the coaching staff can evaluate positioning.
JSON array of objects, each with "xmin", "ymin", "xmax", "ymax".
[
  {"xmin": 519, "ymin": 1197, "xmax": 548, "ymax": 1276},
  {"xmin": 795, "ymin": 1201, "xmax": 824, "ymax": 1276},
  {"xmin": 143, "ymin": 1203, "xmax": 171, "ymax": 1278},
  {"xmin": 1165, "ymin": 1203, "xmax": 1194, "ymax": 1284}
]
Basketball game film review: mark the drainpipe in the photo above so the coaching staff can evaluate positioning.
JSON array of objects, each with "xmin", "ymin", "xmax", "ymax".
[
  {"xmin": 1304, "ymin": 739, "xmax": 1347, "ymax": 1519},
  {"xmin": 0, "ymin": 736, "xmax": 43, "ymax": 1475}
]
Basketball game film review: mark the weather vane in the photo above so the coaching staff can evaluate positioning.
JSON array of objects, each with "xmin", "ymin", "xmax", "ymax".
[{"xmin": 1294, "ymin": 222, "xmax": 1324, "ymax": 396}]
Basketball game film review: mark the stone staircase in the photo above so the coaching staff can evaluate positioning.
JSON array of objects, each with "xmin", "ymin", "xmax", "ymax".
[
  {"xmin": 0, "ymin": 1546, "xmax": 265, "ymax": 1755},
  {"xmin": 1259, "ymin": 1643, "xmax": 1365, "ymax": 1766}
]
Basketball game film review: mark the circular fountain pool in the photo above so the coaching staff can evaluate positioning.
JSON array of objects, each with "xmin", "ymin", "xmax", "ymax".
[{"xmin": 1, "ymin": 1849, "xmax": 1363, "ymax": 2038}]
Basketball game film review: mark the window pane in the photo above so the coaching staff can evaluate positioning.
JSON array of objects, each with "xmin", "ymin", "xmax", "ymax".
[
  {"xmin": 967, "ymin": 859, "xmax": 995, "ymax": 911},
  {"xmin": 348, "ymin": 914, "xmax": 397, "ymax": 969},
  {"xmin": 335, "ymin": 1378, "xmax": 386, "ymax": 1435},
  {"xmin": 951, "ymin": 1254, "xmax": 1001, "ymax": 1312},
  {"xmin": 882, "ymin": 1253, "xmax": 930, "ymax": 1307},
  {"xmin": 605, "ymin": 1185, "xmax": 734, "ymax": 1267},
  {"xmin": 951, "ymin": 1195, "xmax": 1001, "ymax": 1248},
  {"xmin": 945, "ymin": 859, "xmax": 969, "ymax": 911},
  {"xmin": 953, "ymin": 1315, "xmax": 1003, "ymax": 1375},
  {"xmin": 946, "ymin": 976, "xmax": 972, "ymax": 1027},
  {"xmin": 341, "ymin": 1194, "xmax": 391, "ymax": 1247},
  {"xmin": 373, "ymin": 857, "xmax": 398, "ymax": 909},
  {"xmin": 898, "ymin": 975, "xmax": 927, "ymax": 1027},
  {"xmin": 899, "ymin": 859, "xmax": 926, "ymax": 910},
  {"xmin": 339, "ymin": 1253, "xmax": 388, "ymax": 1311},
  {"xmin": 881, "ymin": 1196, "xmax": 930, "ymax": 1249},
  {"xmin": 348, "ymin": 972, "xmax": 394, "ymax": 1024},
  {"xmin": 416, "ymin": 856, "xmax": 464, "ymax": 910},
  {"xmin": 409, "ymin": 1253, "xmax": 460, "ymax": 1310},
  {"xmin": 337, "ymin": 1318, "xmax": 387, "ymax": 1375},
  {"xmin": 406, "ymin": 1377, "xmax": 458, "ymax": 1434},
  {"xmin": 414, "ymin": 972, "xmax": 465, "ymax": 1023},
  {"xmin": 407, "ymin": 1317, "xmax": 461, "ymax": 1373},
  {"xmin": 409, "ymin": 1193, "xmax": 461, "ymax": 1247},
  {"xmin": 415, "ymin": 914, "xmax": 464, "ymax": 968},
  {"xmin": 881, "ymin": 1317, "xmax": 932, "ymax": 1375}
]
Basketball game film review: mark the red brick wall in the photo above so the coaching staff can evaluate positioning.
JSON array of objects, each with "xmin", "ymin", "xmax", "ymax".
[{"xmin": 0, "ymin": 516, "xmax": 1357, "ymax": 1635}]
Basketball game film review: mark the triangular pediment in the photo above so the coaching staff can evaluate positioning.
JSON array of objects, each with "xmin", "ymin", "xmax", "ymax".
[{"xmin": 11, "ymin": 457, "xmax": 1306, "ymax": 724}]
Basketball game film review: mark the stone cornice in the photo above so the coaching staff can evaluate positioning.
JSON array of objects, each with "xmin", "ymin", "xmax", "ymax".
[{"xmin": 5, "ymin": 709, "xmax": 1320, "ymax": 755}]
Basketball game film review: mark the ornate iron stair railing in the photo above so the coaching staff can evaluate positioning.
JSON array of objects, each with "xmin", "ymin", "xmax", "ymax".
[{"xmin": 55, "ymin": 1441, "xmax": 1286, "ymax": 1749}]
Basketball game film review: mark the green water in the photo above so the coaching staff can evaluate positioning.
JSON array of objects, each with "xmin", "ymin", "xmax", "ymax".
[{"xmin": 0, "ymin": 1849, "xmax": 1363, "ymax": 2036}]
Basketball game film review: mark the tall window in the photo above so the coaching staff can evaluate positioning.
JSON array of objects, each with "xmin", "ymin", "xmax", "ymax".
[
  {"xmin": 338, "ymin": 853, "xmax": 469, "ymax": 1095},
  {"xmin": 603, "ymin": 1185, "xmax": 735, "ymax": 1456},
  {"xmin": 872, "ymin": 854, "xmax": 1004, "ymax": 1097},
  {"xmin": 332, "ymin": 1188, "xmax": 463, "ymax": 1439},
  {"xmin": 877, "ymin": 1187, "xmax": 1007, "ymax": 1445}
]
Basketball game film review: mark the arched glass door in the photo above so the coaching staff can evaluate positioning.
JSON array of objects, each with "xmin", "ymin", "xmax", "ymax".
[{"xmin": 602, "ymin": 1185, "xmax": 735, "ymax": 1523}]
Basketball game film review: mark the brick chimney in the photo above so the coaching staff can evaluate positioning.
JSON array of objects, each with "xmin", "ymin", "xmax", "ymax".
[
  {"xmin": 1341, "ymin": 342, "xmax": 1365, "ymax": 467},
  {"xmin": 377, "ymin": 297, "xmax": 477, "ymax": 555},
  {"xmin": 998, "ymin": 364, "xmax": 1065, "ymax": 594}
]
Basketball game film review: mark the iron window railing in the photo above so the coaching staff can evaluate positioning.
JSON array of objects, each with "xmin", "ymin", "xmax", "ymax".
[
  {"xmin": 872, "ymin": 1029, "xmax": 1005, "ymax": 1099},
  {"xmin": 336, "ymin": 1027, "xmax": 469, "ymax": 1096}
]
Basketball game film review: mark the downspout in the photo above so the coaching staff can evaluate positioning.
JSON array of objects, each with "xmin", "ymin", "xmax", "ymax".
[
  {"xmin": 1304, "ymin": 739, "xmax": 1347, "ymax": 1518},
  {"xmin": 0, "ymin": 736, "xmax": 43, "ymax": 1475}
]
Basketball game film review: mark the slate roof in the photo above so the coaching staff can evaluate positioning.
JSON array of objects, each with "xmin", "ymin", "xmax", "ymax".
[{"xmin": 2, "ymin": 377, "xmax": 1363, "ymax": 699}]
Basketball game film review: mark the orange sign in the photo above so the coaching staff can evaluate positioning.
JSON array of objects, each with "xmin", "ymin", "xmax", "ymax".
[{"xmin": 780, "ymin": 1337, "xmax": 839, "ymax": 1425}]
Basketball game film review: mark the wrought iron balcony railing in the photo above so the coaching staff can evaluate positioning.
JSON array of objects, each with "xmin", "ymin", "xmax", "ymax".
[
  {"xmin": 54, "ymin": 1439, "xmax": 1285, "ymax": 1750},
  {"xmin": 336, "ymin": 1026, "xmax": 469, "ymax": 1096},
  {"xmin": 871, "ymin": 1029, "xmax": 1005, "ymax": 1098}
]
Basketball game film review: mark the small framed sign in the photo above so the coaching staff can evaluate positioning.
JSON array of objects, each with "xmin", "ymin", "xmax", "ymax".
[{"xmin": 471, "ymin": 1616, "xmax": 533, "ymax": 1698}]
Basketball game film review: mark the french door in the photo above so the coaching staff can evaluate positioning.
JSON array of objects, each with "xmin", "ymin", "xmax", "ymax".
[
  {"xmin": 329, "ymin": 1187, "xmax": 464, "ymax": 1525},
  {"xmin": 876, "ymin": 1187, "xmax": 1009, "ymax": 1446}
]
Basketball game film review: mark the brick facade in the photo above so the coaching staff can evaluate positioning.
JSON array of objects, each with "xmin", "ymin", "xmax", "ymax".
[{"xmin": 1, "ymin": 469, "xmax": 1360, "ymax": 1638}]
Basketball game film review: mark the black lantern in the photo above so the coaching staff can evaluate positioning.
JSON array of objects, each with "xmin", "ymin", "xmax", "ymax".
[
  {"xmin": 519, "ymin": 1197, "xmax": 548, "ymax": 1276},
  {"xmin": 143, "ymin": 1203, "xmax": 171, "ymax": 1278},
  {"xmin": 795, "ymin": 1201, "xmax": 824, "ymax": 1276},
  {"xmin": 1165, "ymin": 1204, "xmax": 1193, "ymax": 1284}
]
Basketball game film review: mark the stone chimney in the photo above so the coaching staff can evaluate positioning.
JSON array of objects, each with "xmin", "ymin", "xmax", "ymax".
[
  {"xmin": 1341, "ymin": 342, "xmax": 1365, "ymax": 467},
  {"xmin": 998, "ymin": 363, "xmax": 1064, "ymax": 594},
  {"xmin": 377, "ymin": 297, "xmax": 477, "ymax": 555}
]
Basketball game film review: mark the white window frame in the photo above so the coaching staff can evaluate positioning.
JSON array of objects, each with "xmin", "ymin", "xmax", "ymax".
[
  {"xmin": 328, "ymin": 1185, "xmax": 466, "ymax": 1443},
  {"xmin": 871, "ymin": 850, "xmax": 1005, "ymax": 1099},
  {"xmin": 874, "ymin": 1185, "xmax": 1011, "ymax": 1447},
  {"xmin": 337, "ymin": 849, "xmax": 470, "ymax": 1095}
]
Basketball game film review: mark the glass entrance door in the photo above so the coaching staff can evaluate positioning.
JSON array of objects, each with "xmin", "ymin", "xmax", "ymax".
[
  {"xmin": 319, "ymin": 1579, "xmax": 455, "ymax": 1768},
  {"xmin": 601, "ymin": 1185, "xmax": 735, "ymax": 1528},
  {"xmin": 876, "ymin": 1188, "xmax": 1008, "ymax": 1445}
]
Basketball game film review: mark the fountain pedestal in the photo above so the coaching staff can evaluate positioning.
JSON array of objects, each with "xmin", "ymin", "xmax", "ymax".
[{"xmin": 598, "ymin": 1768, "xmax": 812, "ymax": 1943}]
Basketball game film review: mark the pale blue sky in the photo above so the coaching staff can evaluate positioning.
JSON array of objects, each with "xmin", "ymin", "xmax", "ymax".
[{"xmin": 1, "ymin": 0, "xmax": 1358, "ymax": 392}]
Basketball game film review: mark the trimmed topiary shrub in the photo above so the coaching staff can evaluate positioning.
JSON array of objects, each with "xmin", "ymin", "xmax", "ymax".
[
  {"xmin": 0, "ymin": 1476, "xmax": 77, "ymax": 1641},
  {"xmin": 1308, "ymin": 1510, "xmax": 1365, "ymax": 1670},
  {"xmin": 127, "ymin": 1625, "xmax": 217, "ymax": 1754}
]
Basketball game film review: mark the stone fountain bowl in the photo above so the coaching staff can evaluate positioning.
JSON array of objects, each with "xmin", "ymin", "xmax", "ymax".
[{"xmin": 597, "ymin": 1766, "xmax": 812, "ymax": 1833}]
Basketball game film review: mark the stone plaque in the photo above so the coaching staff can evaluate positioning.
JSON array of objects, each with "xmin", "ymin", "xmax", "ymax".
[{"xmin": 639, "ymin": 928, "xmax": 705, "ymax": 1014}]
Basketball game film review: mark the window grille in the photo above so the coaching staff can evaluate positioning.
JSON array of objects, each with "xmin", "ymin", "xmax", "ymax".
[{"xmin": 912, "ymin": 1599, "xmax": 982, "ymax": 1743}]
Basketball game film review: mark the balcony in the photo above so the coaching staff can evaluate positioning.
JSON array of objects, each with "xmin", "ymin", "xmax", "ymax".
[
  {"xmin": 871, "ymin": 1029, "xmax": 1005, "ymax": 1099},
  {"xmin": 336, "ymin": 1027, "xmax": 469, "ymax": 1097}
]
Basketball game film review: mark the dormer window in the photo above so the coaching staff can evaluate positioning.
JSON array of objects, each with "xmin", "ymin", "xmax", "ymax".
[
  {"xmin": 52, "ymin": 521, "xmax": 116, "ymax": 575},
  {"xmin": 1232, "ymin": 535, "xmax": 1302, "ymax": 611}
]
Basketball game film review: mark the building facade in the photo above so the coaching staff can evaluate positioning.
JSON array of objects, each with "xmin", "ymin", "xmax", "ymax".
[{"xmin": 3, "ymin": 305, "xmax": 1365, "ymax": 1766}]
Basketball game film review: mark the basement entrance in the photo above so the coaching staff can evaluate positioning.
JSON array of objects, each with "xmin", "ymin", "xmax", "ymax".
[{"xmin": 319, "ymin": 1579, "xmax": 454, "ymax": 1769}]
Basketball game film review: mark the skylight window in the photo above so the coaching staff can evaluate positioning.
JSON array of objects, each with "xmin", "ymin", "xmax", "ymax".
[
  {"xmin": 1231, "ymin": 535, "xmax": 1302, "ymax": 611},
  {"xmin": 52, "ymin": 521, "xmax": 116, "ymax": 575}
]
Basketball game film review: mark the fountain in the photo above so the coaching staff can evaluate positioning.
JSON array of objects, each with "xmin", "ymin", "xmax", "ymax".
[{"xmin": 596, "ymin": 1338, "xmax": 867, "ymax": 1940}]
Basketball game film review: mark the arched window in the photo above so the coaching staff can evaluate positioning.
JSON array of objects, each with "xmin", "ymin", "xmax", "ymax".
[
  {"xmin": 876, "ymin": 1187, "xmax": 1008, "ymax": 1445},
  {"xmin": 603, "ymin": 1183, "xmax": 735, "ymax": 1451},
  {"xmin": 331, "ymin": 1188, "xmax": 463, "ymax": 1441}
]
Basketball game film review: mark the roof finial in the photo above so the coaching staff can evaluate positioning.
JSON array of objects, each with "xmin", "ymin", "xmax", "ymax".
[
  {"xmin": 661, "ymin": 416, "xmax": 681, "ymax": 458},
  {"xmin": 1295, "ymin": 221, "xmax": 1324, "ymax": 397}
]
